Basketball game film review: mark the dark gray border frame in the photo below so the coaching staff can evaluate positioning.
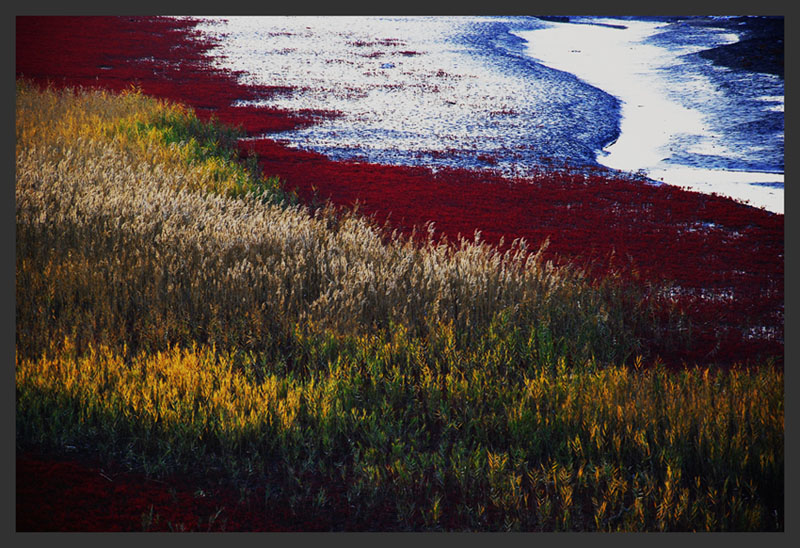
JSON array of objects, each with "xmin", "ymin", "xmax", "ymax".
[{"xmin": 6, "ymin": 2, "xmax": 791, "ymax": 545}]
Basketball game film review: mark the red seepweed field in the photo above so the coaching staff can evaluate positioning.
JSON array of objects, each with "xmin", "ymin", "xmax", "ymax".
[{"xmin": 15, "ymin": 16, "xmax": 784, "ymax": 531}]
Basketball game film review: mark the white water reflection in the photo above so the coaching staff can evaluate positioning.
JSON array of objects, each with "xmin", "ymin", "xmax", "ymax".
[{"xmin": 513, "ymin": 17, "xmax": 784, "ymax": 213}]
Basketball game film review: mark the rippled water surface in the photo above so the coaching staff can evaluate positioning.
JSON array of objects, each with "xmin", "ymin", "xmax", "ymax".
[
  {"xmin": 195, "ymin": 16, "xmax": 784, "ymax": 212},
  {"xmin": 515, "ymin": 16, "xmax": 784, "ymax": 212}
]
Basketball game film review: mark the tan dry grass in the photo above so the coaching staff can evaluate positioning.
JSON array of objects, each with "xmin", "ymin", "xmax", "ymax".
[{"xmin": 16, "ymin": 80, "xmax": 678, "ymax": 363}]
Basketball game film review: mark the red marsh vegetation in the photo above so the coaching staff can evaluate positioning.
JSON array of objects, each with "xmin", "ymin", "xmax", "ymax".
[{"xmin": 17, "ymin": 450, "xmax": 357, "ymax": 531}]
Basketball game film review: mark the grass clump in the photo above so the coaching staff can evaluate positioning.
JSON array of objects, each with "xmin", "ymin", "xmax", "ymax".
[
  {"xmin": 15, "ymin": 81, "xmax": 782, "ymax": 531},
  {"xmin": 17, "ymin": 336, "xmax": 783, "ymax": 531},
  {"xmin": 15, "ymin": 80, "xmax": 684, "ymax": 365},
  {"xmin": 16, "ymin": 79, "xmax": 291, "ymax": 202}
]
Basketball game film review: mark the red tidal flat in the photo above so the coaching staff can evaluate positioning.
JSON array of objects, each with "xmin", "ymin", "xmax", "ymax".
[
  {"xmin": 15, "ymin": 450, "xmax": 351, "ymax": 531},
  {"xmin": 16, "ymin": 16, "xmax": 783, "ymax": 531},
  {"xmin": 16, "ymin": 451, "xmax": 222, "ymax": 531}
]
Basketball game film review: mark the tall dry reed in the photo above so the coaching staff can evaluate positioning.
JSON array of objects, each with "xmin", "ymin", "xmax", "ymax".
[{"xmin": 16, "ymin": 81, "xmax": 681, "ymax": 365}]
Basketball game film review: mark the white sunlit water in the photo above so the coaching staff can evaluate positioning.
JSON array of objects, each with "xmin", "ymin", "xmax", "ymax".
[
  {"xmin": 193, "ymin": 16, "xmax": 614, "ymax": 174},
  {"xmin": 193, "ymin": 16, "xmax": 784, "ymax": 213},
  {"xmin": 513, "ymin": 16, "xmax": 784, "ymax": 213},
  {"xmin": 519, "ymin": 19, "xmax": 714, "ymax": 171}
]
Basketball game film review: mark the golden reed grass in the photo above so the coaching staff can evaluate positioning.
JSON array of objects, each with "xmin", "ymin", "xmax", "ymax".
[{"xmin": 16, "ymin": 80, "xmax": 680, "ymax": 364}]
